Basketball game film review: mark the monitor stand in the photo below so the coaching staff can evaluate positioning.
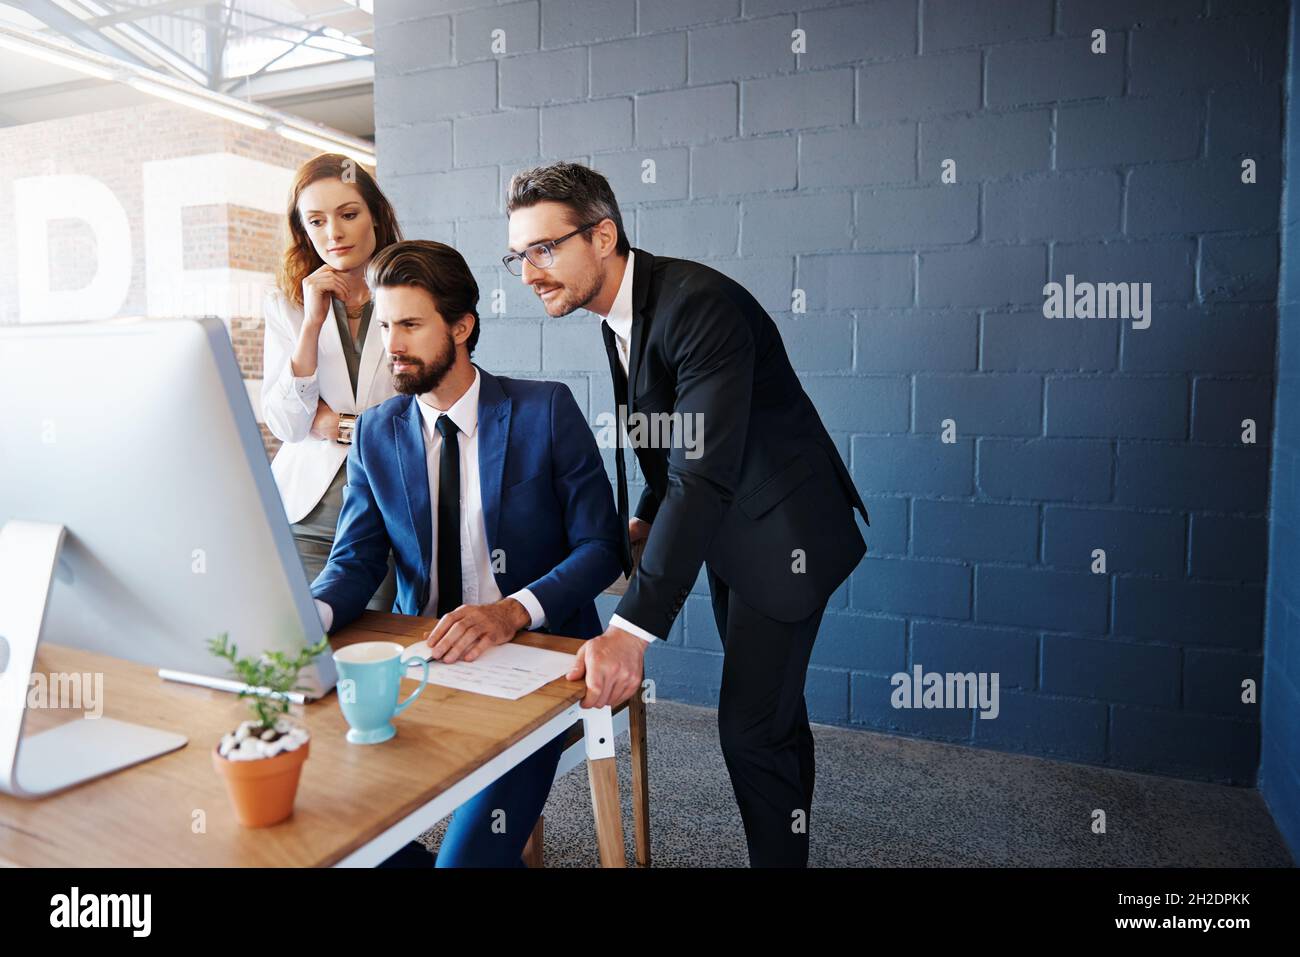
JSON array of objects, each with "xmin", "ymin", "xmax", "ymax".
[{"xmin": 0, "ymin": 520, "xmax": 187, "ymax": 799}]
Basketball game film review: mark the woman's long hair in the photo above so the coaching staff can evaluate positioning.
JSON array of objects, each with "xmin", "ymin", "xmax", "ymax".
[{"xmin": 274, "ymin": 153, "xmax": 404, "ymax": 307}]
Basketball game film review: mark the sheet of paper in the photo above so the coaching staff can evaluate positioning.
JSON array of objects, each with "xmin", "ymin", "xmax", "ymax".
[{"xmin": 399, "ymin": 640, "xmax": 576, "ymax": 700}]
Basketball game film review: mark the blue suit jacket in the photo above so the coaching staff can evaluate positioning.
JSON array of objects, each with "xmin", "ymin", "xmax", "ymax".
[{"xmin": 311, "ymin": 366, "xmax": 623, "ymax": 640}]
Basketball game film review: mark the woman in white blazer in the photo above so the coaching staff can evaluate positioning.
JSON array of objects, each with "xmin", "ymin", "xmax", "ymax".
[{"xmin": 262, "ymin": 153, "xmax": 402, "ymax": 611}]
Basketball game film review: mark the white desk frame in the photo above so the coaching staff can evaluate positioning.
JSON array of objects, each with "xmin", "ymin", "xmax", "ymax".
[{"xmin": 334, "ymin": 702, "xmax": 623, "ymax": 867}]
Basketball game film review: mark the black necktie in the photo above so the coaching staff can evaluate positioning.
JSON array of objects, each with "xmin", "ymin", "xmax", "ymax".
[
  {"xmin": 435, "ymin": 414, "xmax": 462, "ymax": 616},
  {"xmin": 601, "ymin": 325, "xmax": 633, "ymax": 576}
]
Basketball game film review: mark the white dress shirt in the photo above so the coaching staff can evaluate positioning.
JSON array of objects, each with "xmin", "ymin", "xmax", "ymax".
[
  {"xmin": 593, "ymin": 251, "xmax": 661, "ymax": 646},
  {"xmin": 604, "ymin": 249, "xmax": 635, "ymax": 374},
  {"xmin": 314, "ymin": 367, "xmax": 544, "ymax": 633}
]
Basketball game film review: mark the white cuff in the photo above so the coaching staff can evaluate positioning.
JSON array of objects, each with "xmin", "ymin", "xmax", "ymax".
[
  {"xmin": 610, "ymin": 614, "xmax": 659, "ymax": 644},
  {"xmin": 287, "ymin": 373, "xmax": 317, "ymax": 395},
  {"xmin": 314, "ymin": 598, "xmax": 334, "ymax": 633},
  {"xmin": 286, "ymin": 374, "xmax": 318, "ymax": 414},
  {"xmin": 508, "ymin": 589, "xmax": 546, "ymax": 630}
]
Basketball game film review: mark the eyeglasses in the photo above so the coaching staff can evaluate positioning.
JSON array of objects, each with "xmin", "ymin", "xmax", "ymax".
[{"xmin": 502, "ymin": 221, "xmax": 602, "ymax": 276}]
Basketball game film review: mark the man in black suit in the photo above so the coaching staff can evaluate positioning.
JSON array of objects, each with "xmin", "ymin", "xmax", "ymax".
[{"xmin": 504, "ymin": 162, "xmax": 870, "ymax": 867}]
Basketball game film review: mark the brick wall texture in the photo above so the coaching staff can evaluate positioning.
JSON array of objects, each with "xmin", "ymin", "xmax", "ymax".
[
  {"xmin": 0, "ymin": 101, "xmax": 320, "ymax": 458},
  {"xmin": 372, "ymin": 0, "xmax": 1288, "ymax": 786},
  {"xmin": 1, "ymin": 0, "xmax": 1288, "ymax": 790}
]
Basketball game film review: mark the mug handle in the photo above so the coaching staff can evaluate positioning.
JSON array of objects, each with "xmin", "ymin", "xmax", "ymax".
[{"xmin": 394, "ymin": 657, "xmax": 429, "ymax": 716}]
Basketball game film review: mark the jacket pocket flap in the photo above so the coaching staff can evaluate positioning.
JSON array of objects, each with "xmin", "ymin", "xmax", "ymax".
[{"xmin": 738, "ymin": 456, "xmax": 814, "ymax": 520}]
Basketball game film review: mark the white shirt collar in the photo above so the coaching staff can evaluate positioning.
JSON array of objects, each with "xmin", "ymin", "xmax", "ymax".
[
  {"xmin": 600, "ymin": 249, "xmax": 635, "ymax": 342},
  {"xmin": 416, "ymin": 365, "xmax": 480, "ymax": 440}
]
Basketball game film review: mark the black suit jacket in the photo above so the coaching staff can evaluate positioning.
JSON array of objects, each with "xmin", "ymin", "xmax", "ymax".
[{"xmin": 605, "ymin": 248, "xmax": 869, "ymax": 637}]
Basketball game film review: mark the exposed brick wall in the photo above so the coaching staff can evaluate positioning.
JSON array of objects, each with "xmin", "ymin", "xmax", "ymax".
[
  {"xmin": 229, "ymin": 205, "xmax": 287, "ymax": 274},
  {"xmin": 0, "ymin": 100, "xmax": 317, "ymax": 462},
  {"xmin": 373, "ymin": 0, "xmax": 1286, "ymax": 786}
]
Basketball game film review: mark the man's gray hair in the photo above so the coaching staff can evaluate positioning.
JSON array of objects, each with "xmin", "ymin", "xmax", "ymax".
[{"xmin": 506, "ymin": 162, "xmax": 630, "ymax": 255}]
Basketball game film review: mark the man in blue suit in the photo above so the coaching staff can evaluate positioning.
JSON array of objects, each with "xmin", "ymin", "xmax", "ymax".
[{"xmin": 310, "ymin": 239, "xmax": 623, "ymax": 867}]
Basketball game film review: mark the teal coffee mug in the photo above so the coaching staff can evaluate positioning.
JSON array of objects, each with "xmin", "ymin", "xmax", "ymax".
[{"xmin": 333, "ymin": 641, "xmax": 430, "ymax": 744}]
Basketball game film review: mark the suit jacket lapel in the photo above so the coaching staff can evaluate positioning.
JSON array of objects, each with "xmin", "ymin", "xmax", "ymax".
[
  {"xmin": 626, "ymin": 248, "xmax": 654, "ymax": 410},
  {"xmin": 393, "ymin": 396, "xmax": 432, "ymax": 579},
  {"xmin": 316, "ymin": 297, "xmax": 354, "ymax": 412},
  {"xmin": 476, "ymin": 366, "xmax": 511, "ymax": 557}
]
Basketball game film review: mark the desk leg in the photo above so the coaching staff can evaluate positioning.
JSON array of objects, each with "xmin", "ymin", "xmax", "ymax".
[
  {"xmin": 629, "ymin": 691, "xmax": 650, "ymax": 867},
  {"xmin": 523, "ymin": 816, "xmax": 544, "ymax": 868},
  {"xmin": 582, "ymin": 706, "xmax": 626, "ymax": 868}
]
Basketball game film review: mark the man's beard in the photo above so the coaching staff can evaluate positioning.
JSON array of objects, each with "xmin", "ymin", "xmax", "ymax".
[
  {"xmin": 390, "ymin": 332, "xmax": 457, "ymax": 395},
  {"xmin": 535, "ymin": 271, "xmax": 602, "ymax": 317}
]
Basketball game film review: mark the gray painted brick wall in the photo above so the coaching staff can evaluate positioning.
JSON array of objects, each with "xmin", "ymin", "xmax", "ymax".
[{"xmin": 372, "ymin": 0, "xmax": 1287, "ymax": 786}]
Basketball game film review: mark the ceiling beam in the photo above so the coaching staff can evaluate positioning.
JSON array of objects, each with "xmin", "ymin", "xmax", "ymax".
[
  {"xmin": 79, "ymin": 0, "xmax": 222, "ymax": 29},
  {"xmin": 220, "ymin": 49, "xmax": 372, "ymax": 97},
  {"xmin": 19, "ymin": 0, "xmax": 151, "ymax": 66},
  {"xmin": 0, "ymin": 74, "xmax": 111, "ymax": 103},
  {"xmin": 253, "ymin": 79, "xmax": 371, "ymax": 110}
]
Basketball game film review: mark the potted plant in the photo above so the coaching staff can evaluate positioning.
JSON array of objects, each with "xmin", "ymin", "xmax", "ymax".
[{"xmin": 208, "ymin": 633, "xmax": 329, "ymax": 828}]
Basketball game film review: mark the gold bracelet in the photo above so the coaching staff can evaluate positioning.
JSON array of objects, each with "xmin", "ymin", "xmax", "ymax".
[{"xmin": 336, "ymin": 412, "xmax": 358, "ymax": 445}]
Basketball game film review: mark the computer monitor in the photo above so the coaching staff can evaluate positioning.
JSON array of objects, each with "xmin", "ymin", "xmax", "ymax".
[{"xmin": 0, "ymin": 316, "xmax": 337, "ymax": 797}]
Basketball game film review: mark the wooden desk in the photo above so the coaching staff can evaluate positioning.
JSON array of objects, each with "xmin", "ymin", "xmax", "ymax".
[{"xmin": 0, "ymin": 611, "xmax": 627, "ymax": 867}]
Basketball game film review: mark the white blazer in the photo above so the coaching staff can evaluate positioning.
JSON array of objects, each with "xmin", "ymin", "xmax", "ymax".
[{"xmin": 261, "ymin": 286, "xmax": 397, "ymax": 524}]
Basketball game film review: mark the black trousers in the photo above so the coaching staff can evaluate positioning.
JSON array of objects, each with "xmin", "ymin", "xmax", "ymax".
[{"xmin": 707, "ymin": 566, "xmax": 826, "ymax": 868}]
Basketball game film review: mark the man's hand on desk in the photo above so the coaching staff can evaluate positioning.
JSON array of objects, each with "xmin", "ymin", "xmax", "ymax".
[
  {"xmin": 567, "ymin": 625, "xmax": 648, "ymax": 710},
  {"xmin": 425, "ymin": 598, "xmax": 531, "ymax": 664}
]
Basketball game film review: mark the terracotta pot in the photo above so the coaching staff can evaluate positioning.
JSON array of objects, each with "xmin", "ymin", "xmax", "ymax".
[{"xmin": 212, "ymin": 737, "xmax": 310, "ymax": 828}]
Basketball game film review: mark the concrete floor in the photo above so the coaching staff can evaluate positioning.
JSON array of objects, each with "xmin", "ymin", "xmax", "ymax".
[{"xmin": 417, "ymin": 699, "xmax": 1295, "ymax": 868}]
